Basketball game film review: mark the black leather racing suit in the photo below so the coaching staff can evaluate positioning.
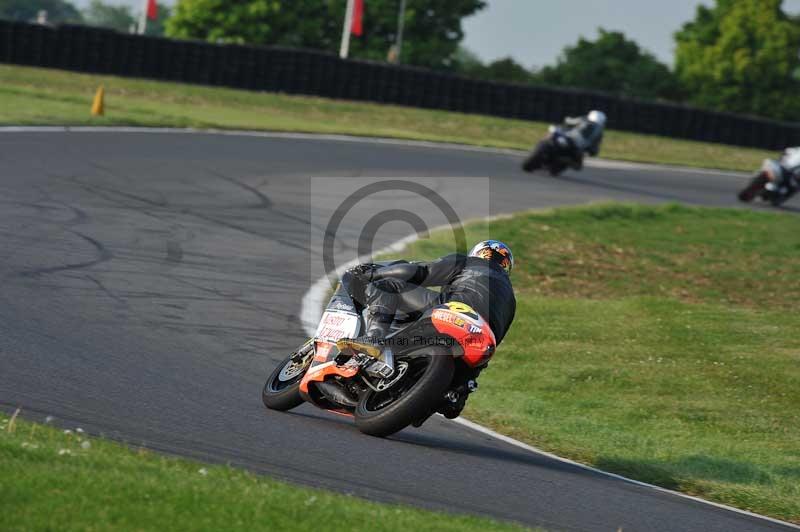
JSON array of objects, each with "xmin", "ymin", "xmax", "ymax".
[
  {"xmin": 564, "ymin": 116, "xmax": 604, "ymax": 156},
  {"xmin": 561, "ymin": 117, "xmax": 604, "ymax": 170},
  {"xmin": 363, "ymin": 254, "xmax": 516, "ymax": 345}
]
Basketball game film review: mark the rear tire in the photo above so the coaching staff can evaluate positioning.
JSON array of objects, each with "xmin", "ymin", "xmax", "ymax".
[
  {"xmin": 354, "ymin": 348, "xmax": 454, "ymax": 437},
  {"xmin": 262, "ymin": 353, "xmax": 310, "ymax": 411},
  {"xmin": 548, "ymin": 162, "xmax": 568, "ymax": 176},
  {"xmin": 770, "ymin": 190, "xmax": 789, "ymax": 207}
]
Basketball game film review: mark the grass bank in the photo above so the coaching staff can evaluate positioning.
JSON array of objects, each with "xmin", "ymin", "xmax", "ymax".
[
  {"xmin": 384, "ymin": 203, "xmax": 800, "ymax": 523},
  {"xmin": 0, "ymin": 410, "xmax": 528, "ymax": 532},
  {"xmin": 0, "ymin": 64, "xmax": 772, "ymax": 172}
]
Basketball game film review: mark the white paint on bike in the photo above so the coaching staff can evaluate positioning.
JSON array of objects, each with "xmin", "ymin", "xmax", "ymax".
[{"xmin": 314, "ymin": 311, "xmax": 360, "ymax": 342}]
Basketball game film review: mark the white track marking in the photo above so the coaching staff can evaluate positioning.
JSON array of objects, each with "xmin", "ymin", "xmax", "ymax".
[
  {"xmin": 303, "ymin": 226, "xmax": 800, "ymax": 530},
  {"xmin": 5, "ymin": 125, "xmax": 788, "ymax": 527},
  {"xmin": 0, "ymin": 126, "xmax": 748, "ymax": 178},
  {"xmin": 449, "ymin": 417, "xmax": 800, "ymax": 530},
  {"xmin": 297, "ymin": 194, "xmax": 797, "ymax": 531}
]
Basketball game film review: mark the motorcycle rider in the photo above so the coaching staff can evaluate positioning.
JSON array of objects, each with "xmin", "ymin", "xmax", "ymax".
[
  {"xmin": 560, "ymin": 110, "xmax": 606, "ymax": 170},
  {"xmin": 341, "ymin": 240, "xmax": 516, "ymax": 419},
  {"xmin": 765, "ymin": 147, "xmax": 800, "ymax": 199}
]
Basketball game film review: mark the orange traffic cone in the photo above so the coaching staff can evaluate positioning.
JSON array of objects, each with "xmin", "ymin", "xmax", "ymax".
[{"xmin": 91, "ymin": 86, "xmax": 105, "ymax": 116}]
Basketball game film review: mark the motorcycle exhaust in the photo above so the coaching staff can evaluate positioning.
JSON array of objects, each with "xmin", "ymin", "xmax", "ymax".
[
  {"xmin": 365, "ymin": 348, "xmax": 395, "ymax": 379},
  {"xmin": 315, "ymin": 381, "xmax": 359, "ymax": 407}
]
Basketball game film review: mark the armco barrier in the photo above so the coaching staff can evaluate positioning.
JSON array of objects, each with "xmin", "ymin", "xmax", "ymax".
[{"xmin": 2, "ymin": 19, "xmax": 799, "ymax": 150}]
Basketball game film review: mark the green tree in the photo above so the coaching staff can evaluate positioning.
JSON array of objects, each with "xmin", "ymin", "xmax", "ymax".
[
  {"xmin": 674, "ymin": 0, "xmax": 800, "ymax": 120},
  {"xmin": 453, "ymin": 48, "xmax": 536, "ymax": 84},
  {"xmin": 452, "ymin": 45, "xmax": 484, "ymax": 74},
  {"xmin": 82, "ymin": 0, "xmax": 136, "ymax": 32},
  {"xmin": 480, "ymin": 57, "xmax": 535, "ymax": 84},
  {"xmin": 166, "ymin": 0, "xmax": 485, "ymax": 70},
  {"xmin": 535, "ymin": 28, "xmax": 682, "ymax": 101},
  {"xmin": 0, "ymin": 0, "xmax": 82, "ymax": 23},
  {"xmin": 349, "ymin": 0, "xmax": 485, "ymax": 69}
]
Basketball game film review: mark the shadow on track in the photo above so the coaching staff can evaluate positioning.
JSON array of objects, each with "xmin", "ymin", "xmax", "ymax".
[{"xmin": 287, "ymin": 408, "xmax": 624, "ymax": 483}]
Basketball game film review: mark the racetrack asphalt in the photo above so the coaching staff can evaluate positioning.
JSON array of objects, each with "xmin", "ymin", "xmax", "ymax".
[{"xmin": 0, "ymin": 130, "xmax": 796, "ymax": 532}]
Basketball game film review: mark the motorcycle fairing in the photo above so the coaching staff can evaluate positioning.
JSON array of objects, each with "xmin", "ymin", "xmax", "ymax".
[
  {"xmin": 296, "ymin": 269, "xmax": 496, "ymax": 412},
  {"xmin": 299, "ymin": 306, "xmax": 362, "ymax": 408},
  {"xmin": 430, "ymin": 302, "xmax": 496, "ymax": 368}
]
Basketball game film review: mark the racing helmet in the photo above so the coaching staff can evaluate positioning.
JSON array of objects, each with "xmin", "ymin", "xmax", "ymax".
[
  {"xmin": 587, "ymin": 110, "xmax": 607, "ymax": 127},
  {"xmin": 468, "ymin": 240, "xmax": 514, "ymax": 274}
]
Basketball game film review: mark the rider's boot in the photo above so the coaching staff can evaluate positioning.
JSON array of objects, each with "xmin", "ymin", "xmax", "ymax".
[
  {"xmin": 437, "ymin": 366, "xmax": 484, "ymax": 419},
  {"xmin": 337, "ymin": 312, "xmax": 395, "ymax": 378},
  {"xmin": 347, "ymin": 311, "xmax": 391, "ymax": 349}
]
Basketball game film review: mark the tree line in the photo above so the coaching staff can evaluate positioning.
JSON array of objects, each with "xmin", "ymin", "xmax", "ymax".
[
  {"xmin": 2, "ymin": 0, "xmax": 799, "ymax": 122},
  {"xmin": 0, "ymin": 0, "xmax": 170, "ymax": 36}
]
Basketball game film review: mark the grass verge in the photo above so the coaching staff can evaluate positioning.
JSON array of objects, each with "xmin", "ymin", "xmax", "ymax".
[
  {"xmin": 382, "ymin": 203, "xmax": 800, "ymax": 523},
  {"xmin": 0, "ymin": 63, "xmax": 773, "ymax": 172},
  {"xmin": 0, "ymin": 410, "xmax": 529, "ymax": 532}
]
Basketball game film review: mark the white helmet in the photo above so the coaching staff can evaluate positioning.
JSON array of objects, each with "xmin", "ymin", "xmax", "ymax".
[{"xmin": 587, "ymin": 110, "xmax": 607, "ymax": 127}]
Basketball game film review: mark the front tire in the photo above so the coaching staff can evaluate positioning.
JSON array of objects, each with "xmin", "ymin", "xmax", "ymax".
[
  {"xmin": 522, "ymin": 152, "xmax": 542, "ymax": 172},
  {"xmin": 738, "ymin": 173, "xmax": 768, "ymax": 203},
  {"xmin": 354, "ymin": 348, "xmax": 454, "ymax": 437},
  {"xmin": 522, "ymin": 143, "xmax": 547, "ymax": 172},
  {"xmin": 262, "ymin": 351, "xmax": 312, "ymax": 411}
]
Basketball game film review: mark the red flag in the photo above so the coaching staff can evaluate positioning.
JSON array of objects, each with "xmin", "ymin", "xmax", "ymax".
[
  {"xmin": 351, "ymin": 0, "xmax": 364, "ymax": 36},
  {"xmin": 146, "ymin": 0, "xmax": 158, "ymax": 21}
]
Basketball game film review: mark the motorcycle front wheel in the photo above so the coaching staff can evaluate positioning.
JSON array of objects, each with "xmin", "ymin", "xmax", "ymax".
[
  {"xmin": 262, "ymin": 348, "xmax": 313, "ymax": 411},
  {"xmin": 738, "ymin": 172, "xmax": 768, "ymax": 203},
  {"xmin": 354, "ymin": 347, "xmax": 454, "ymax": 437},
  {"xmin": 522, "ymin": 142, "xmax": 547, "ymax": 172}
]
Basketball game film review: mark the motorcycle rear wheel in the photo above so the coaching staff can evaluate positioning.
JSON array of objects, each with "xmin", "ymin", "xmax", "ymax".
[
  {"xmin": 262, "ymin": 351, "xmax": 312, "ymax": 411},
  {"xmin": 548, "ymin": 162, "xmax": 568, "ymax": 177},
  {"xmin": 354, "ymin": 347, "xmax": 454, "ymax": 437}
]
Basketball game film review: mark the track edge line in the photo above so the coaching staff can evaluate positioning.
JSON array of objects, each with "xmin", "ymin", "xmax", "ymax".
[{"xmin": 300, "ymin": 210, "xmax": 799, "ymax": 532}]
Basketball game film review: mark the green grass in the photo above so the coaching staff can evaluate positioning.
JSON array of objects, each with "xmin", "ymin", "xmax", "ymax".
[
  {"xmin": 0, "ymin": 63, "xmax": 774, "ymax": 172},
  {"xmin": 383, "ymin": 203, "xmax": 800, "ymax": 523},
  {"xmin": 0, "ymin": 411, "xmax": 529, "ymax": 532}
]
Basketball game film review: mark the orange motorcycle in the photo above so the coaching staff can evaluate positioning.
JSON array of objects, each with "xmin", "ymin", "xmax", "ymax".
[{"xmin": 262, "ymin": 266, "xmax": 495, "ymax": 437}]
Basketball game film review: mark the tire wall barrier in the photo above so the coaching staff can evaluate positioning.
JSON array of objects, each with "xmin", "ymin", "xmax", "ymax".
[{"xmin": 2, "ymin": 20, "xmax": 798, "ymax": 150}]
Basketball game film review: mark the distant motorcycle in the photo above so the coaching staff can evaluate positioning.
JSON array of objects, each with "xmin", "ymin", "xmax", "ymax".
[
  {"xmin": 262, "ymin": 263, "xmax": 496, "ymax": 437},
  {"xmin": 738, "ymin": 158, "xmax": 797, "ymax": 207},
  {"xmin": 521, "ymin": 125, "xmax": 582, "ymax": 176}
]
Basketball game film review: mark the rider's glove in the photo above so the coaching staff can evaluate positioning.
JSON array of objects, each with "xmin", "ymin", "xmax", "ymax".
[
  {"xmin": 372, "ymin": 277, "xmax": 406, "ymax": 294},
  {"xmin": 347, "ymin": 263, "xmax": 379, "ymax": 283}
]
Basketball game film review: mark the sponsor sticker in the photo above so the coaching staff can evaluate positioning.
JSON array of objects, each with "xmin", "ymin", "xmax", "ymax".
[{"xmin": 315, "ymin": 311, "xmax": 359, "ymax": 342}]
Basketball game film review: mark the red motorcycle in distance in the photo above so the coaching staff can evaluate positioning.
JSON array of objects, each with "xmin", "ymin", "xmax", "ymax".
[
  {"xmin": 261, "ymin": 264, "xmax": 495, "ymax": 437},
  {"xmin": 738, "ymin": 154, "xmax": 799, "ymax": 207}
]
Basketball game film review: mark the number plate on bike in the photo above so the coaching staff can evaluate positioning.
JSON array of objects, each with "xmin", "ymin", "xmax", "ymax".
[{"xmin": 315, "ymin": 311, "xmax": 359, "ymax": 342}]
